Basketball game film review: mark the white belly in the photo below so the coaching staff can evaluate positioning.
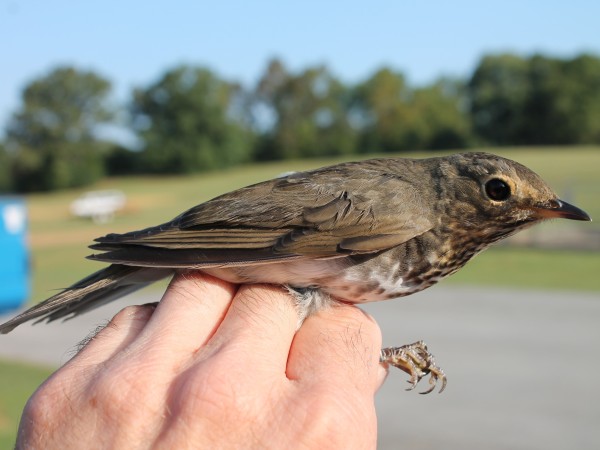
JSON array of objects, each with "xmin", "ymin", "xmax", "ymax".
[{"xmin": 203, "ymin": 257, "xmax": 413, "ymax": 303}]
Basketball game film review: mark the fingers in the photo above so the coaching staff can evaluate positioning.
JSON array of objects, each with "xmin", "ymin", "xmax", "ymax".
[
  {"xmin": 138, "ymin": 271, "xmax": 238, "ymax": 354},
  {"xmin": 205, "ymin": 284, "xmax": 298, "ymax": 371},
  {"xmin": 287, "ymin": 302, "xmax": 386, "ymax": 394},
  {"xmin": 71, "ymin": 274, "xmax": 299, "ymax": 379},
  {"xmin": 65, "ymin": 272, "xmax": 386, "ymax": 400},
  {"xmin": 55, "ymin": 302, "xmax": 158, "ymax": 396},
  {"xmin": 66, "ymin": 272, "xmax": 237, "ymax": 370},
  {"xmin": 69, "ymin": 303, "xmax": 157, "ymax": 366}
]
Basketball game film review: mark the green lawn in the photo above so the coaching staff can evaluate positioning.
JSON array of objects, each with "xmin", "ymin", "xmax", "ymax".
[
  {"xmin": 449, "ymin": 246, "xmax": 600, "ymax": 291},
  {"xmin": 0, "ymin": 360, "xmax": 54, "ymax": 449}
]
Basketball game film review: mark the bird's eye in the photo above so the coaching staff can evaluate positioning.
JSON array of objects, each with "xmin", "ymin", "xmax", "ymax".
[{"xmin": 485, "ymin": 178, "xmax": 511, "ymax": 201}]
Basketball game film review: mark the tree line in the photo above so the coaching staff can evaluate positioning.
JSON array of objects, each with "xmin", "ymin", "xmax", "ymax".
[{"xmin": 1, "ymin": 52, "xmax": 599, "ymax": 192}]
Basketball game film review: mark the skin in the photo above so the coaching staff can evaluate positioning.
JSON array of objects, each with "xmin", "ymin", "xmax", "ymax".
[{"xmin": 16, "ymin": 272, "xmax": 387, "ymax": 450}]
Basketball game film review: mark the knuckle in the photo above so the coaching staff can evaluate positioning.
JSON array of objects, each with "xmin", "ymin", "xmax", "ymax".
[
  {"xmin": 23, "ymin": 387, "xmax": 57, "ymax": 425},
  {"xmin": 109, "ymin": 304, "xmax": 155, "ymax": 329},
  {"xmin": 171, "ymin": 357, "xmax": 267, "ymax": 424},
  {"xmin": 22, "ymin": 371, "xmax": 83, "ymax": 427},
  {"xmin": 90, "ymin": 363, "xmax": 155, "ymax": 420}
]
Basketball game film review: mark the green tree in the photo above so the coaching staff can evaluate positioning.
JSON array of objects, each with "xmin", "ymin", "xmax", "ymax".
[
  {"xmin": 523, "ymin": 54, "xmax": 600, "ymax": 144},
  {"xmin": 5, "ymin": 66, "xmax": 111, "ymax": 191},
  {"xmin": 131, "ymin": 65, "xmax": 253, "ymax": 173},
  {"xmin": 254, "ymin": 59, "xmax": 357, "ymax": 160},
  {"xmin": 0, "ymin": 142, "xmax": 13, "ymax": 192},
  {"xmin": 400, "ymin": 78, "xmax": 472, "ymax": 150},
  {"xmin": 468, "ymin": 52, "xmax": 600, "ymax": 146},
  {"xmin": 350, "ymin": 69, "xmax": 471, "ymax": 152},
  {"xmin": 467, "ymin": 54, "xmax": 529, "ymax": 145},
  {"xmin": 350, "ymin": 68, "xmax": 414, "ymax": 153},
  {"xmin": 104, "ymin": 145, "xmax": 143, "ymax": 176}
]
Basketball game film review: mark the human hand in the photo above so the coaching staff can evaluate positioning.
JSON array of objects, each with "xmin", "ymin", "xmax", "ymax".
[{"xmin": 17, "ymin": 272, "xmax": 387, "ymax": 449}]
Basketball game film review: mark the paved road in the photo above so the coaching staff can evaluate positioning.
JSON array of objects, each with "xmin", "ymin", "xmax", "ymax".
[
  {"xmin": 1, "ymin": 285, "xmax": 599, "ymax": 450},
  {"xmin": 0, "ymin": 291, "xmax": 163, "ymax": 366}
]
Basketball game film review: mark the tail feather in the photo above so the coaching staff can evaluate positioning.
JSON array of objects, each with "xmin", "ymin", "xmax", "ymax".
[{"xmin": 0, "ymin": 265, "xmax": 173, "ymax": 334}]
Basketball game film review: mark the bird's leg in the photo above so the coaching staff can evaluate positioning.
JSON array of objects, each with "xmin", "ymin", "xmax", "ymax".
[
  {"xmin": 380, "ymin": 341, "xmax": 447, "ymax": 394},
  {"xmin": 286, "ymin": 288, "xmax": 448, "ymax": 394}
]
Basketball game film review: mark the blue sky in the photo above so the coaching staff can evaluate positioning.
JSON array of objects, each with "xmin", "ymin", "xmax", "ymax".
[{"xmin": 1, "ymin": 0, "xmax": 599, "ymax": 137}]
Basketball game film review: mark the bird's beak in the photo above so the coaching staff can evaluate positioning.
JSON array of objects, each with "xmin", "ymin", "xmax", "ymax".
[{"xmin": 535, "ymin": 199, "xmax": 591, "ymax": 221}]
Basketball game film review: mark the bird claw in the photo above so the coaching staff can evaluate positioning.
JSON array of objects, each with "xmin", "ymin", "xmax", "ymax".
[{"xmin": 380, "ymin": 341, "xmax": 447, "ymax": 394}]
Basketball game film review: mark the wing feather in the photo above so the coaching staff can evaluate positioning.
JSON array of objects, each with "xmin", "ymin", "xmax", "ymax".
[{"xmin": 90, "ymin": 159, "xmax": 433, "ymax": 267}]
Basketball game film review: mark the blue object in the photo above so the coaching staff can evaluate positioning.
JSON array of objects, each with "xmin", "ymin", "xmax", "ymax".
[{"xmin": 0, "ymin": 198, "xmax": 29, "ymax": 313}]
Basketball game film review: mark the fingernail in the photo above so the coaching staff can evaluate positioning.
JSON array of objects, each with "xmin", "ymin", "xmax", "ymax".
[{"xmin": 141, "ymin": 302, "xmax": 159, "ymax": 308}]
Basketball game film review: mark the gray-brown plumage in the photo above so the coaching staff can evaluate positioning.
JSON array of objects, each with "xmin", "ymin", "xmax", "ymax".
[{"xmin": 0, "ymin": 152, "xmax": 590, "ymax": 391}]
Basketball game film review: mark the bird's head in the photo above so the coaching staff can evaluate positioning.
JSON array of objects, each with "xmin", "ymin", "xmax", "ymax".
[{"xmin": 438, "ymin": 152, "xmax": 590, "ymax": 240}]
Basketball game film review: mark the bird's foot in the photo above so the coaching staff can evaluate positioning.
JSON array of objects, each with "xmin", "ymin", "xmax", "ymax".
[{"xmin": 380, "ymin": 341, "xmax": 447, "ymax": 394}]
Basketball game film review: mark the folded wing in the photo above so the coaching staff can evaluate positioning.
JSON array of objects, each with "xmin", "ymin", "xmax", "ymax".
[{"xmin": 90, "ymin": 160, "xmax": 433, "ymax": 268}]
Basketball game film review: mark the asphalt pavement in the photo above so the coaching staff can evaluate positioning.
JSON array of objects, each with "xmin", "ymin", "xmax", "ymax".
[{"xmin": 1, "ymin": 285, "xmax": 599, "ymax": 450}]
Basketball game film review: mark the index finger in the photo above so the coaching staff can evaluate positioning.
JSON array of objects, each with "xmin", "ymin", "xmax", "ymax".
[{"xmin": 286, "ymin": 302, "xmax": 386, "ymax": 393}]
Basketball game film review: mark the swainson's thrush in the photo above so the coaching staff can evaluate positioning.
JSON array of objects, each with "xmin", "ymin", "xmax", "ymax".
[{"xmin": 0, "ymin": 152, "xmax": 590, "ymax": 392}]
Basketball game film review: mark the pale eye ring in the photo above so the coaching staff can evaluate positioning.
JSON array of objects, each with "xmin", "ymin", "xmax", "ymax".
[{"xmin": 485, "ymin": 178, "xmax": 511, "ymax": 201}]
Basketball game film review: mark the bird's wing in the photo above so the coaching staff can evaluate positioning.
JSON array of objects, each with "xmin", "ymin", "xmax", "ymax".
[{"xmin": 90, "ymin": 160, "xmax": 433, "ymax": 268}]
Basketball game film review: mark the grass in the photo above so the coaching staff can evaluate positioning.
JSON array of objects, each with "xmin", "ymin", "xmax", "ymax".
[
  {"xmin": 449, "ymin": 246, "xmax": 600, "ymax": 291},
  {"xmin": 0, "ymin": 359, "xmax": 54, "ymax": 449},
  {"xmin": 22, "ymin": 146, "xmax": 600, "ymax": 302}
]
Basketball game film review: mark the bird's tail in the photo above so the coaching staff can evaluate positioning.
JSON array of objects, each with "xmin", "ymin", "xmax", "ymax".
[{"xmin": 0, "ymin": 265, "xmax": 173, "ymax": 334}]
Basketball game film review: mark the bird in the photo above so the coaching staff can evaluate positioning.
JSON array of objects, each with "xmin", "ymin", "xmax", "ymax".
[{"xmin": 0, "ymin": 152, "xmax": 591, "ymax": 393}]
